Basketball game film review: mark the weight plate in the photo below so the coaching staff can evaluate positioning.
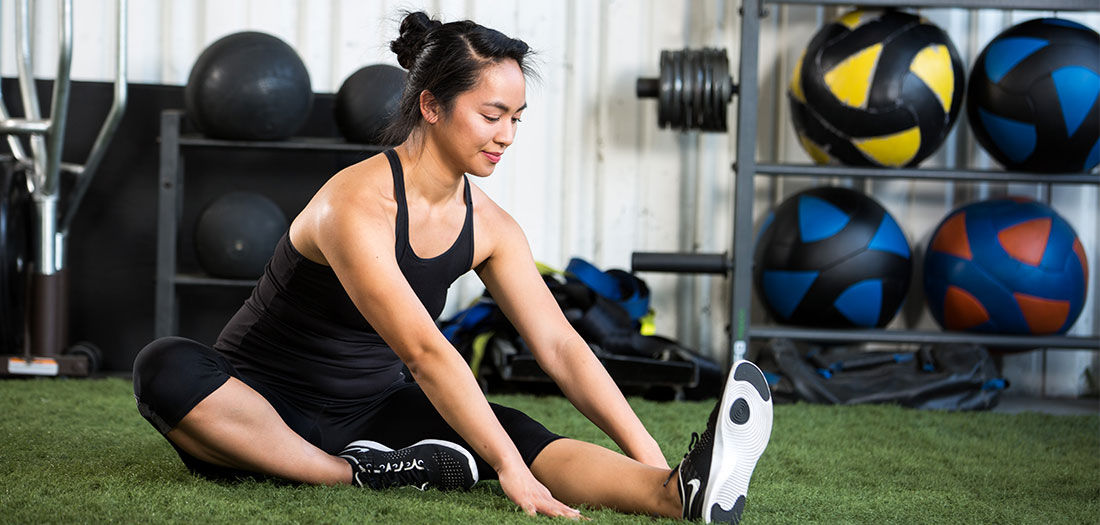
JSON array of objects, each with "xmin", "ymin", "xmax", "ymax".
[
  {"xmin": 672, "ymin": 50, "xmax": 684, "ymax": 129},
  {"xmin": 0, "ymin": 162, "xmax": 30, "ymax": 354},
  {"xmin": 703, "ymin": 49, "xmax": 717, "ymax": 130},
  {"xmin": 646, "ymin": 47, "xmax": 734, "ymax": 132},
  {"xmin": 680, "ymin": 50, "xmax": 691, "ymax": 129},
  {"xmin": 658, "ymin": 50, "xmax": 673, "ymax": 128},
  {"xmin": 713, "ymin": 49, "xmax": 731, "ymax": 131},
  {"xmin": 673, "ymin": 50, "xmax": 686, "ymax": 129},
  {"xmin": 690, "ymin": 50, "xmax": 699, "ymax": 128}
]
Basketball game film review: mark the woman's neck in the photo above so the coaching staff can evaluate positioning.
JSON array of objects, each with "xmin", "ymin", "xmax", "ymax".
[{"xmin": 394, "ymin": 138, "xmax": 465, "ymax": 206}]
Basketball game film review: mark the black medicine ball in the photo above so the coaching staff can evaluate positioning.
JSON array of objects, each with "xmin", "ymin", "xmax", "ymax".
[
  {"xmin": 789, "ymin": 9, "xmax": 964, "ymax": 167},
  {"xmin": 753, "ymin": 186, "xmax": 912, "ymax": 328},
  {"xmin": 966, "ymin": 18, "xmax": 1100, "ymax": 172},
  {"xmin": 334, "ymin": 64, "xmax": 407, "ymax": 144},
  {"xmin": 194, "ymin": 192, "xmax": 288, "ymax": 279},
  {"xmin": 185, "ymin": 31, "xmax": 313, "ymax": 140}
]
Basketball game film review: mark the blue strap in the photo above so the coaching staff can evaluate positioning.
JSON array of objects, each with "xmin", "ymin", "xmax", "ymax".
[
  {"xmin": 565, "ymin": 258, "xmax": 650, "ymax": 321},
  {"xmin": 982, "ymin": 378, "xmax": 1007, "ymax": 391},
  {"xmin": 565, "ymin": 258, "xmax": 621, "ymax": 300},
  {"xmin": 606, "ymin": 269, "xmax": 651, "ymax": 321},
  {"xmin": 441, "ymin": 301, "xmax": 495, "ymax": 342},
  {"xmin": 763, "ymin": 371, "xmax": 782, "ymax": 386}
]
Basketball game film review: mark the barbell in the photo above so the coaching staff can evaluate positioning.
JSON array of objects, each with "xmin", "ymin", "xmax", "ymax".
[{"xmin": 636, "ymin": 48, "xmax": 737, "ymax": 132}]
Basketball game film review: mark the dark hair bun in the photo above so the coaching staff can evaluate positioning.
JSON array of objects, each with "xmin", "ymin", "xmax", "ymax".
[{"xmin": 391, "ymin": 11, "xmax": 442, "ymax": 70}]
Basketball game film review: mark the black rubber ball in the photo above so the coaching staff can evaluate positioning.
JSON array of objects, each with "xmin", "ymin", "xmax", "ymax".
[
  {"xmin": 334, "ymin": 64, "xmax": 407, "ymax": 144},
  {"xmin": 185, "ymin": 31, "xmax": 313, "ymax": 140},
  {"xmin": 195, "ymin": 192, "xmax": 288, "ymax": 279}
]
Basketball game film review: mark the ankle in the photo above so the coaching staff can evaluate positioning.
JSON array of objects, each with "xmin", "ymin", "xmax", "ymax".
[
  {"xmin": 338, "ymin": 454, "xmax": 356, "ymax": 486},
  {"xmin": 660, "ymin": 467, "xmax": 683, "ymax": 517}
]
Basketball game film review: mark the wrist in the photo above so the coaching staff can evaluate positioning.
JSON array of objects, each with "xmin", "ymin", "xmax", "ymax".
[
  {"xmin": 626, "ymin": 437, "xmax": 666, "ymax": 466},
  {"xmin": 492, "ymin": 453, "xmax": 528, "ymax": 475}
]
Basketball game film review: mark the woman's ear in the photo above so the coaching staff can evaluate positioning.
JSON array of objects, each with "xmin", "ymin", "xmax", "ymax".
[{"xmin": 419, "ymin": 90, "xmax": 441, "ymax": 124}]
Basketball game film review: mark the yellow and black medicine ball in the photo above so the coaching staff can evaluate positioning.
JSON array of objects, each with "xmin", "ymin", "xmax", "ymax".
[{"xmin": 789, "ymin": 9, "xmax": 965, "ymax": 167}]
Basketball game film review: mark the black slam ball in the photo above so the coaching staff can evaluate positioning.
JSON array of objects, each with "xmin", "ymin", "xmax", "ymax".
[
  {"xmin": 334, "ymin": 64, "xmax": 407, "ymax": 144},
  {"xmin": 185, "ymin": 31, "xmax": 313, "ymax": 140},
  {"xmin": 194, "ymin": 192, "xmax": 288, "ymax": 279}
]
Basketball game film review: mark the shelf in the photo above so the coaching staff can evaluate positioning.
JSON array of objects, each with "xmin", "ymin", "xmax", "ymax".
[
  {"xmin": 723, "ymin": 0, "xmax": 1100, "ymax": 364},
  {"xmin": 749, "ymin": 326, "xmax": 1100, "ymax": 349},
  {"xmin": 763, "ymin": 0, "xmax": 1099, "ymax": 11},
  {"xmin": 155, "ymin": 109, "xmax": 386, "ymax": 337},
  {"xmin": 751, "ymin": 163, "xmax": 1100, "ymax": 184},
  {"xmin": 176, "ymin": 134, "xmax": 386, "ymax": 153},
  {"xmin": 173, "ymin": 274, "xmax": 257, "ymax": 287}
]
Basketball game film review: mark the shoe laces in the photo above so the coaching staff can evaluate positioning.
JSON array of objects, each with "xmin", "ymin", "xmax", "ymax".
[
  {"xmin": 662, "ymin": 430, "xmax": 704, "ymax": 489},
  {"xmin": 354, "ymin": 455, "xmax": 431, "ymax": 490},
  {"xmin": 686, "ymin": 432, "xmax": 701, "ymax": 454}
]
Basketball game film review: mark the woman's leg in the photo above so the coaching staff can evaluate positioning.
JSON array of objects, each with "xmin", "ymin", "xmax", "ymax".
[
  {"xmin": 165, "ymin": 376, "xmax": 352, "ymax": 485},
  {"xmin": 530, "ymin": 438, "xmax": 681, "ymax": 517},
  {"xmin": 532, "ymin": 360, "xmax": 774, "ymax": 523},
  {"xmin": 134, "ymin": 337, "xmax": 475, "ymax": 489},
  {"xmin": 133, "ymin": 337, "xmax": 351, "ymax": 485},
  {"xmin": 349, "ymin": 383, "xmax": 681, "ymax": 516}
]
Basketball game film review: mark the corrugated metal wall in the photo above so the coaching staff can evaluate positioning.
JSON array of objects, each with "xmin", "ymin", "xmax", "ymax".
[{"xmin": 3, "ymin": 0, "xmax": 1096, "ymax": 396}]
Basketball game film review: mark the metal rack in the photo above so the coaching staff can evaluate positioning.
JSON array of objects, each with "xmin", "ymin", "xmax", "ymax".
[
  {"xmin": 154, "ymin": 110, "xmax": 383, "ymax": 338},
  {"xmin": 725, "ymin": 0, "xmax": 1100, "ymax": 362}
]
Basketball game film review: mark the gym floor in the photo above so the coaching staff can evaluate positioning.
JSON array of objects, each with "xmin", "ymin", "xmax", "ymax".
[{"xmin": 993, "ymin": 395, "xmax": 1100, "ymax": 415}]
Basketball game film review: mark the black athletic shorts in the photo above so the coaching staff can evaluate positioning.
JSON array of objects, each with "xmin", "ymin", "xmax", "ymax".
[{"xmin": 133, "ymin": 336, "xmax": 564, "ymax": 481}]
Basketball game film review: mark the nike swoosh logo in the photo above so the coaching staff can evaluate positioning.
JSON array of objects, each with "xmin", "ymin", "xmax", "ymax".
[{"xmin": 686, "ymin": 478, "xmax": 702, "ymax": 511}]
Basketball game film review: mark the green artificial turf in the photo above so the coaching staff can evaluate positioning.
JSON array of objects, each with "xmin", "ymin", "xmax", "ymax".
[{"xmin": 1, "ymin": 377, "xmax": 1097, "ymax": 524}]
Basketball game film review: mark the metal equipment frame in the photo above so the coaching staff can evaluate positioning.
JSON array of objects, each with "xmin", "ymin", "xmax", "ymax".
[{"xmin": 0, "ymin": 0, "xmax": 128, "ymax": 376}]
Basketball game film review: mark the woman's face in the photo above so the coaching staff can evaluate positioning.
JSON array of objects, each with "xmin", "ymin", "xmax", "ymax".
[{"xmin": 431, "ymin": 59, "xmax": 526, "ymax": 178}]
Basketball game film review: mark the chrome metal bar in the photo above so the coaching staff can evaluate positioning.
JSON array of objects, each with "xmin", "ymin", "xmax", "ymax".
[
  {"xmin": 0, "ymin": 118, "xmax": 51, "ymax": 134},
  {"xmin": 0, "ymin": 5, "xmax": 29, "ymax": 162},
  {"xmin": 0, "ymin": 112, "xmax": 29, "ymax": 160},
  {"xmin": 42, "ymin": 0, "xmax": 73, "ymax": 198},
  {"xmin": 33, "ymin": 195, "xmax": 60, "ymax": 274},
  {"xmin": 60, "ymin": 0, "xmax": 128, "ymax": 234},
  {"xmin": 15, "ymin": 0, "xmax": 46, "ymax": 191}
]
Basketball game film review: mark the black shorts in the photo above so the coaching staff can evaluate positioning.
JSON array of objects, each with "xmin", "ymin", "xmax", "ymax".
[{"xmin": 133, "ymin": 336, "xmax": 564, "ymax": 481}]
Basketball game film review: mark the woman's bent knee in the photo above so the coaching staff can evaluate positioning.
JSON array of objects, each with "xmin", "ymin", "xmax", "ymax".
[{"xmin": 133, "ymin": 337, "xmax": 234, "ymax": 434}]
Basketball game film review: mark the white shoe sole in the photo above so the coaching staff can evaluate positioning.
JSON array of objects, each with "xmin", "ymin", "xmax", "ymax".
[
  {"xmin": 703, "ymin": 360, "xmax": 773, "ymax": 524},
  {"xmin": 342, "ymin": 438, "xmax": 480, "ymax": 486}
]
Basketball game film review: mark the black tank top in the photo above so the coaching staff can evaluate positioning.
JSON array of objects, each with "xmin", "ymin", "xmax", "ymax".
[{"xmin": 214, "ymin": 149, "xmax": 475, "ymax": 404}]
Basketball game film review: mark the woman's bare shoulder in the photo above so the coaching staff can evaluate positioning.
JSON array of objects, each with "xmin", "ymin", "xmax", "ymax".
[
  {"xmin": 468, "ymin": 180, "xmax": 529, "ymax": 270},
  {"xmin": 468, "ymin": 181, "xmax": 515, "ymax": 234},
  {"xmin": 290, "ymin": 153, "xmax": 398, "ymax": 264},
  {"xmin": 329, "ymin": 154, "xmax": 396, "ymax": 203}
]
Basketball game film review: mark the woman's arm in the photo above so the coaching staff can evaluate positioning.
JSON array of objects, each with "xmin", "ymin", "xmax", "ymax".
[
  {"xmin": 476, "ymin": 210, "xmax": 669, "ymax": 469},
  {"xmin": 311, "ymin": 193, "xmax": 580, "ymax": 518}
]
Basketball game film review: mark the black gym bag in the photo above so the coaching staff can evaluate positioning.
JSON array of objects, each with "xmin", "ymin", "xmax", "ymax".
[
  {"xmin": 758, "ymin": 338, "xmax": 1006, "ymax": 411},
  {"xmin": 440, "ymin": 261, "xmax": 725, "ymax": 399}
]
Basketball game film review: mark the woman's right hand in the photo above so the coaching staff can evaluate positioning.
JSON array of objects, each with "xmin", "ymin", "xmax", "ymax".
[{"xmin": 497, "ymin": 462, "xmax": 584, "ymax": 519}]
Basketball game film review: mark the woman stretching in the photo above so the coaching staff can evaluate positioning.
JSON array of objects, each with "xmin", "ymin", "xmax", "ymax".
[{"xmin": 133, "ymin": 11, "xmax": 772, "ymax": 523}]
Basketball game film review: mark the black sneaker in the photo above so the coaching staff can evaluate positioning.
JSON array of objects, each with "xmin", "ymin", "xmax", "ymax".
[
  {"xmin": 676, "ymin": 360, "xmax": 773, "ymax": 524},
  {"xmin": 338, "ymin": 439, "xmax": 478, "ymax": 491}
]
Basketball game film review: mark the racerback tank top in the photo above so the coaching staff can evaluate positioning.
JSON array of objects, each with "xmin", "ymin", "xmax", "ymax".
[{"xmin": 214, "ymin": 149, "xmax": 474, "ymax": 404}]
